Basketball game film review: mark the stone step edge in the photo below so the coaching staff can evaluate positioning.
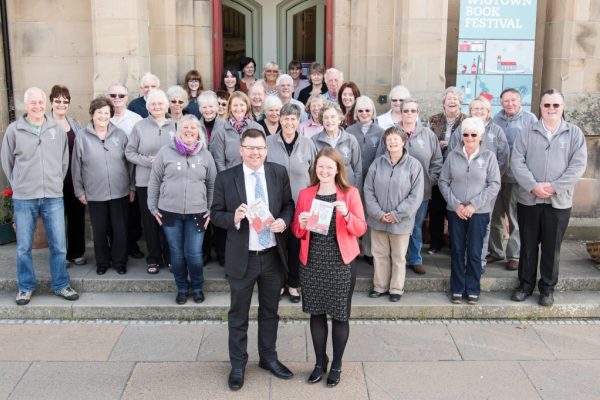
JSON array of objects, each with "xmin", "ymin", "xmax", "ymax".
[
  {"xmin": 0, "ymin": 291, "xmax": 599, "ymax": 320},
  {"xmin": 2, "ymin": 275, "xmax": 600, "ymax": 294}
]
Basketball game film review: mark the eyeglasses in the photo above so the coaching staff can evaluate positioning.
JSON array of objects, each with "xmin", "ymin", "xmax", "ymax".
[
  {"xmin": 170, "ymin": 100, "xmax": 185, "ymax": 105},
  {"xmin": 391, "ymin": 98, "xmax": 405, "ymax": 103},
  {"xmin": 543, "ymin": 103, "xmax": 562, "ymax": 109},
  {"xmin": 402, "ymin": 109, "xmax": 418, "ymax": 114},
  {"xmin": 53, "ymin": 99, "xmax": 70, "ymax": 104},
  {"xmin": 188, "ymin": 79, "xmax": 200, "ymax": 83},
  {"xmin": 108, "ymin": 94, "xmax": 126, "ymax": 99},
  {"xmin": 265, "ymin": 70, "xmax": 279, "ymax": 73},
  {"xmin": 357, "ymin": 109, "xmax": 371, "ymax": 113},
  {"xmin": 218, "ymin": 102, "xmax": 228, "ymax": 107},
  {"xmin": 241, "ymin": 145, "xmax": 267, "ymax": 152},
  {"xmin": 463, "ymin": 133, "xmax": 479, "ymax": 138}
]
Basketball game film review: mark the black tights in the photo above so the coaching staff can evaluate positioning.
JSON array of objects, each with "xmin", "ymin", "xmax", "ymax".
[{"xmin": 310, "ymin": 315, "xmax": 350, "ymax": 370}]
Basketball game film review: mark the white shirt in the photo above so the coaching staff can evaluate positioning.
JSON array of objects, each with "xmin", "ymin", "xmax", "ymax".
[
  {"xmin": 462, "ymin": 145, "xmax": 480, "ymax": 164},
  {"xmin": 111, "ymin": 109, "xmax": 142, "ymax": 136},
  {"xmin": 242, "ymin": 163, "xmax": 276, "ymax": 250}
]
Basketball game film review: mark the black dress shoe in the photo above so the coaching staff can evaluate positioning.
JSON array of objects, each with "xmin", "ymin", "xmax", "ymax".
[
  {"xmin": 96, "ymin": 266, "xmax": 108, "ymax": 275},
  {"xmin": 116, "ymin": 266, "xmax": 127, "ymax": 275},
  {"xmin": 228, "ymin": 368, "xmax": 245, "ymax": 391},
  {"xmin": 128, "ymin": 249, "xmax": 145, "ymax": 259},
  {"xmin": 368, "ymin": 290, "xmax": 386, "ymax": 298},
  {"xmin": 364, "ymin": 255, "xmax": 373, "ymax": 265},
  {"xmin": 175, "ymin": 292, "xmax": 188, "ymax": 305},
  {"xmin": 327, "ymin": 368, "xmax": 341, "ymax": 387},
  {"xmin": 538, "ymin": 292, "xmax": 554, "ymax": 307},
  {"xmin": 193, "ymin": 290, "xmax": 205, "ymax": 303},
  {"xmin": 389, "ymin": 294, "xmax": 402, "ymax": 302},
  {"xmin": 258, "ymin": 359, "xmax": 293, "ymax": 379},
  {"xmin": 510, "ymin": 286, "xmax": 532, "ymax": 302},
  {"xmin": 308, "ymin": 355, "xmax": 329, "ymax": 384}
]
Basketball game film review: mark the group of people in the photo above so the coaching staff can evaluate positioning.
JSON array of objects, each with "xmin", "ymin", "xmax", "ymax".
[{"xmin": 0, "ymin": 57, "xmax": 587, "ymax": 390}]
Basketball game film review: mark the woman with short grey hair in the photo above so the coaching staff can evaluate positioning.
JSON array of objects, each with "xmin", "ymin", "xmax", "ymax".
[
  {"xmin": 267, "ymin": 103, "xmax": 317, "ymax": 303},
  {"xmin": 126, "ymin": 88, "xmax": 176, "ymax": 274},
  {"xmin": 439, "ymin": 117, "xmax": 501, "ymax": 304},
  {"xmin": 258, "ymin": 95, "xmax": 283, "ymax": 136},
  {"xmin": 197, "ymin": 90, "xmax": 223, "ymax": 145},
  {"xmin": 377, "ymin": 85, "xmax": 411, "ymax": 130},
  {"xmin": 166, "ymin": 85, "xmax": 189, "ymax": 125}
]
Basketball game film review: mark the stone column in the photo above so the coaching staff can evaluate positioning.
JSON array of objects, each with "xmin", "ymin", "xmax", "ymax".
[
  {"xmin": 192, "ymin": 0, "xmax": 213, "ymax": 89},
  {"xmin": 148, "ymin": 0, "xmax": 178, "ymax": 86}
]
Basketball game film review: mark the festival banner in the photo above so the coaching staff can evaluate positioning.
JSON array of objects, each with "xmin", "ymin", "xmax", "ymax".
[{"xmin": 456, "ymin": 0, "xmax": 537, "ymax": 115}]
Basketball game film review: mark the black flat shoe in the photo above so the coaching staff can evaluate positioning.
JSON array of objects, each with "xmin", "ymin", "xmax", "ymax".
[
  {"xmin": 288, "ymin": 289, "xmax": 301, "ymax": 303},
  {"xmin": 96, "ymin": 266, "xmax": 107, "ymax": 275},
  {"xmin": 176, "ymin": 292, "xmax": 188, "ymax": 305},
  {"xmin": 327, "ymin": 368, "xmax": 341, "ymax": 387},
  {"xmin": 308, "ymin": 355, "xmax": 329, "ymax": 384},
  {"xmin": 193, "ymin": 290, "xmax": 205, "ymax": 303},
  {"xmin": 228, "ymin": 367, "xmax": 245, "ymax": 391},
  {"xmin": 116, "ymin": 266, "xmax": 127, "ymax": 275}
]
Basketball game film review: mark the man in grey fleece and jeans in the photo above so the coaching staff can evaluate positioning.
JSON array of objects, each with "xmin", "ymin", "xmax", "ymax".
[{"xmin": 1, "ymin": 87, "xmax": 79, "ymax": 305}]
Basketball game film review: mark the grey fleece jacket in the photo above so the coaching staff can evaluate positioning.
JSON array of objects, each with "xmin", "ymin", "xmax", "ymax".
[
  {"xmin": 125, "ymin": 117, "xmax": 177, "ymax": 187},
  {"xmin": 510, "ymin": 119, "xmax": 587, "ymax": 209},
  {"xmin": 147, "ymin": 143, "xmax": 217, "ymax": 215},
  {"xmin": 312, "ymin": 129, "xmax": 363, "ymax": 189},
  {"xmin": 448, "ymin": 120, "xmax": 510, "ymax": 176},
  {"xmin": 345, "ymin": 122, "xmax": 385, "ymax": 180},
  {"xmin": 71, "ymin": 123, "xmax": 133, "ymax": 201},
  {"xmin": 266, "ymin": 133, "xmax": 317, "ymax": 202},
  {"xmin": 439, "ymin": 146, "xmax": 501, "ymax": 214},
  {"xmin": 1, "ymin": 115, "xmax": 68, "ymax": 200},
  {"xmin": 209, "ymin": 120, "xmax": 264, "ymax": 172},
  {"xmin": 405, "ymin": 126, "xmax": 443, "ymax": 201},
  {"xmin": 493, "ymin": 109, "xmax": 537, "ymax": 183},
  {"xmin": 363, "ymin": 150, "xmax": 424, "ymax": 235}
]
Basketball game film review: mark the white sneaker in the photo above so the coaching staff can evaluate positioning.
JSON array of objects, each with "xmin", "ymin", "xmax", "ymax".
[
  {"xmin": 16, "ymin": 291, "xmax": 32, "ymax": 305},
  {"xmin": 54, "ymin": 286, "xmax": 79, "ymax": 301}
]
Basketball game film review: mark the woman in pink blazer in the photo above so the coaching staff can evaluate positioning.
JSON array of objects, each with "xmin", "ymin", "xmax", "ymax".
[{"xmin": 292, "ymin": 147, "xmax": 367, "ymax": 387}]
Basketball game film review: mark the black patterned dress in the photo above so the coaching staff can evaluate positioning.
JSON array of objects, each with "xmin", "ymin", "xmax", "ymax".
[{"xmin": 300, "ymin": 193, "xmax": 354, "ymax": 321}]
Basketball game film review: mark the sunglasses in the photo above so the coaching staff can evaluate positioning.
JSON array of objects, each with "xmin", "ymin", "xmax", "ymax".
[
  {"xmin": 357, "ymin": 109, "xmax": 371, "ymax": 113},
  {"xmin": 402, "ymin": 109, "xmax": 418, "ymax": 114},
  {"xmin": 170, "ymin": 100, "xmax": 185, "ymax": 105},
  {"xmin": 543, "ymin": 103, "xmax": 562, "ymax": 109},
  {"xmin": 391, "ymin": 98, "xmax": 404, "ymax": 103},
  {"xmin": 463, "ymin": 133, "xmax": 479, "ymax": 138},
  {"xmin": 109, "ymin": 94, "xmax": 126, "ymax": 99},
  {"xmin": 265, "ymin": 69, "xmax": 279, "ymax": 73},
  {"xmin": 218, "ymin": 102, "xmax": 228, "ymax": 107},
  {"xmin": 53, "ymin": 99, "xmax": 70, "ymax": 104}
]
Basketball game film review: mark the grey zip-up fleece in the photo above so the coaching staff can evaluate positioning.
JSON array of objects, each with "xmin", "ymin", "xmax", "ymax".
[
  {"xmin": 125, "ymin": 117, "xmax": 177, "ymax": 187},
  {"xmin": 1, "ymin": 115, "xmax": 68, "ymax": 200},
  {"xmin": 345, "ymin": 122, "xmax": 385, "ymax": 180},
  {"xmin": 439, "ymin": 147, "xmax": 501, "ymax": 214},
  {"xmin": 405, "ymin": 126, "xmax": 443, "ymax": 200},
  {"xmin": 448, "ymin": 120, "xmax": 510, "ymax": 176},
  {"xmin": 363, "ymin": 150, "xmax": 424, "ymax": 234},
  {"xmin": 147, "ymin": 143, "xmax": 217, "ymax": 215},
  {"xmin": 209, "ymin": 120, "xmax": 264, "ymax": 172},
  {"xmin": 493, "ymin": 109, "xmax": 537, "ymax": 183},
  {"xmin": 200, "ymin": 116, "xmax": 225, "ymax": 147},
  {"xmin": 312, "ymin": 128, "xmax": 363, "ymax": 189},
  {"xmin": 510, "ymin": 119, "xmax": 587, "ymax": 209},
  {"xmin": 71, "ymin": 123, "xmax": 133, "ymax": 201},
  {"xmin": 266, "ymin": 133, "xmax": 317, "ymax": 202}
]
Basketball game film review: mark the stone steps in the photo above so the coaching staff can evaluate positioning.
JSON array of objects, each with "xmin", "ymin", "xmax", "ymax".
[{"xmin": 1, "ymin": 290, "xmax": 600, "ymax": 320}]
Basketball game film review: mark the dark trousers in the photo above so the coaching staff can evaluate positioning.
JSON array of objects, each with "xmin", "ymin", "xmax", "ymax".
[
  {"xmin": 63, "ymin": 180, "xmax": 86, "ymax": 259},
  {"xmin": 428, "ymin": 185, "xmax": 447, "ymax": 250},
  {"xmin": 287, "ymin": 233, "xmax": 300, "ymax": 288},
  {"xmin": 136, "ymin": 186, "xmax": 169, "ymax": 265},
  {"xmin": 227, "ymin": 250, "xmax": 283, "ymax": 369},
  {"xmin": 448, "ymin": 211, "xmax": 489, "ymax": 295},
  {"xmin": 517, "ymin": 203, "xmax": 571, "ymax": 294},
  {"xmin": 127, "ymin": 194, "xmax": 143, "ymax": 252},
  {"xmin": 88, "ymin": 196, "xmax": 129, "ymax": 268}
]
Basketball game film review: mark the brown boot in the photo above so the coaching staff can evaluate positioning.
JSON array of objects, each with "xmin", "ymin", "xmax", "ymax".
[
  {"xmin": 485, "ymin": 254, "xmax": 503, "ymax": 264},
  {"xmin": 410, "ymin": 264, "xmax": 426, "ymax": 275},
  {"xmin": 506, "ymin": 260, "xmax": 519, "ymax": 270}
]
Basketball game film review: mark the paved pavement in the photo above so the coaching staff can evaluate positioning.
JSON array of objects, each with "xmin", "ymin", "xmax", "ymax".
[{"xmin": 1, "ymin": 319, "xmax": 600, "ymax": 399}]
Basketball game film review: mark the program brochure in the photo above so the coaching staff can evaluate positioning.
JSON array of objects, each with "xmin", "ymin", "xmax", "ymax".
[
  {"xmin": 247, "ymin": 199, "xmax": 274, "ymax": 233},
  {"xmin": 306, "ymin": 199, "xmax": 334, "ymax": 235}
]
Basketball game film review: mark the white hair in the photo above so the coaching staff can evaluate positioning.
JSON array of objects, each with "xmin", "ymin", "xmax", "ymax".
[
  {"xmin": 108, "ymin": 83, "xmax": 128, "ymax": 95},
  {"xmin": 353, "ymin": 96, "xmax": 377, "ymax": 120},
  {"xmin": 140, "ymin": 72, "xmax": 160, "ymax": 88},
  {"xmin": 461, "ymin": 117, "xmax": 485, "ymax": 135},
  {"xmin": 198, "ymin": 90, "xmax": 219, "ymax": 108},
  {"xmin": 389, "ymin": 85, "xmax": 411, "ymax": 101},
  {"xmin": 276, "ymin": 74, "xmax": 293, "ymax": 86},
  {"xmin": 145, "ymin": 89, "xmax": 169, "ymax": 110},
  {"xmin": 263, "ymin": 95, "xmax": 283, "ymax": 111},
  {"xmin": 23, "ymin": 87, "xmax": 46, "ymax": 103},
  {"xmin": 166, "ymin": 85, "xmax": 189, "ymax": 108},
  {"xmin": 324, "ymin": 68, "xmax": 343, "ymax": 82}
]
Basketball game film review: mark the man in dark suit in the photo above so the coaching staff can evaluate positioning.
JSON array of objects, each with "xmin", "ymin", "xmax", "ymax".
[{"xmin": 211, "ymin": 129, "xmax": 295, "ymax": 391}]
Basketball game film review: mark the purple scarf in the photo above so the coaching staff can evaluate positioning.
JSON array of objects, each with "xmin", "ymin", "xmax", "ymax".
[
  {"xmin": 229, "ymin": 117, "xmax": 249, "ymax": 135},
  {"xmin": 174, "ymin": 137, "xmax": 203, "ymax": 156}
]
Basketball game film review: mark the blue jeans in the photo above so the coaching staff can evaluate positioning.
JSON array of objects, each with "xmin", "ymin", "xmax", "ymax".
[
  {"xmin": 162, "ymin": 214, "xmax": 205, "ymax": 293},
  {"xmin": 13, "ymin": 198, "xmax": 70, "ymax": 292},
  {"xmin": 448, "ymin": 211, "xmax": 490, "ymax": 296},
  {"xmin": 407, "ymin": 200, "xmax": 429, "ymax": 265}
]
